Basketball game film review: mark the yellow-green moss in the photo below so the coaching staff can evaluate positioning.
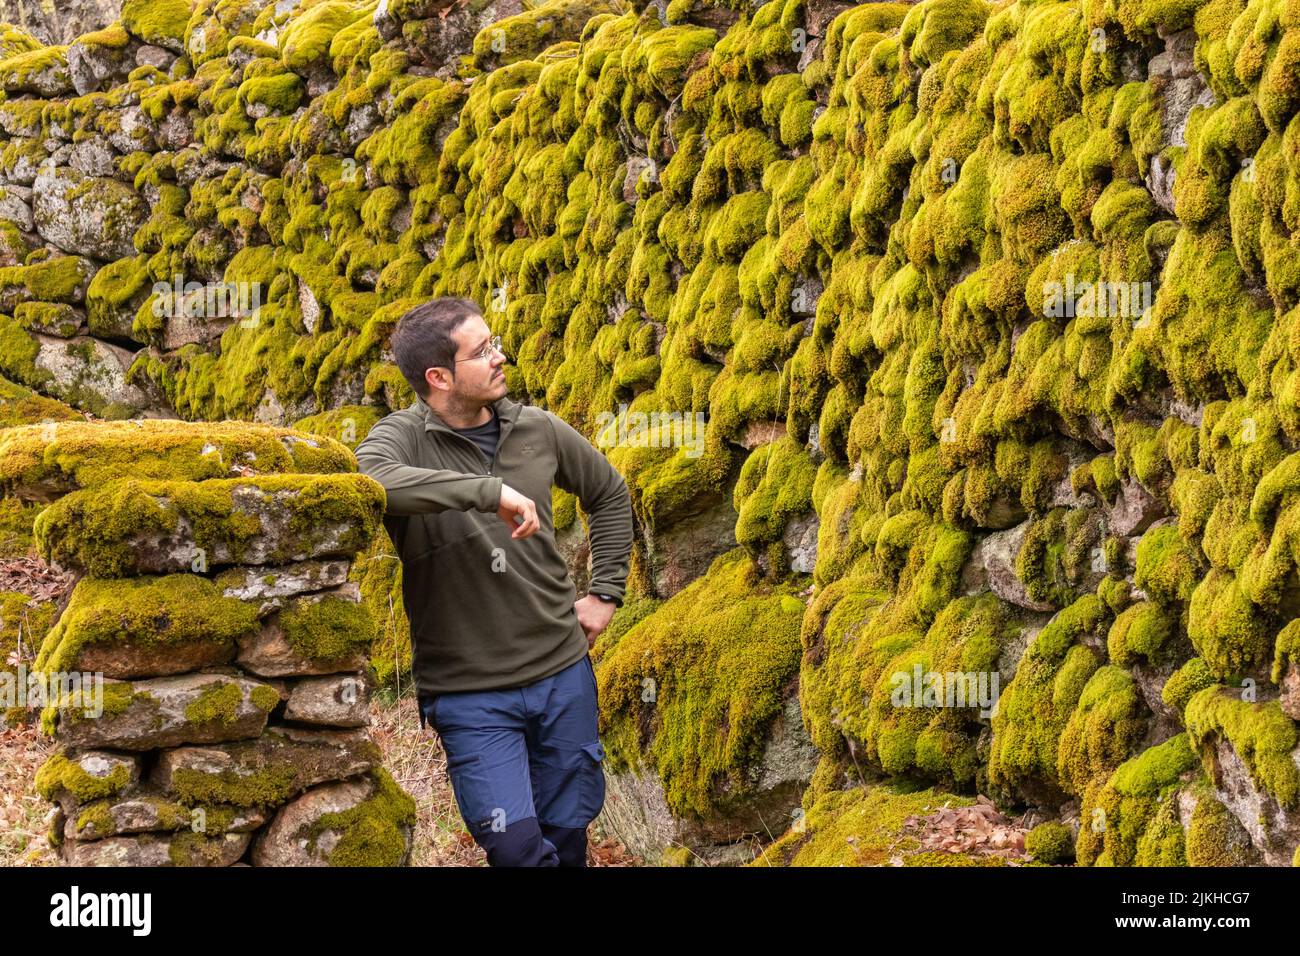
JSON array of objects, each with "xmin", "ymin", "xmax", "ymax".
[
  {"xmin": 1184, "ymin": 688, "xmax": 1300, "ymax": 807},
  {"xmin": 1025, "ymin": 820, "xmax": 1074, "ymax": 864},
  {"xmin": 34, "ymin": 574, "xmax": 258, "ymax": 675},
  {"xmin": 35, "ymin": 752, "xmax": 130, "ymax": 804},
  {"xmin": 749, "ymin": 781, "xmax": 978, "ymax": 867},
  {"xmin": 278, "ymin": 594, "xmax": 376, "ymax": 662},
  {"xmin": 0, "ymin": 419, "xmax": 355, "ymax": 498},
  {"xmin": 302, "ymin": 768, "xmax": 416, "ymax": 866},
  {"xmin": 594, "ymin": 547, "xmax": 805, "ymax": 820},
  {"xmin": 33, "ymin": 473, "xmax": 384, "ymax": 577}
]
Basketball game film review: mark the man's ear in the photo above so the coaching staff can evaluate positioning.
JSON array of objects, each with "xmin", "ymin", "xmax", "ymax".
[{"xmin": 425, "ymin": 366, "xmax": 453, "ymax": 393}]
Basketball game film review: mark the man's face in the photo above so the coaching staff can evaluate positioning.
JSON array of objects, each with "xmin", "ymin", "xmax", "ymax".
[{"xmin": 438, "ymin": 313, "xmax": 507, "ymax": 403}]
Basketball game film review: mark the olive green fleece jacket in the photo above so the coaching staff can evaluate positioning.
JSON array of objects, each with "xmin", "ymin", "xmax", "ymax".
[{"xmin": 354, "ymin": 394, "xmax": 634, "ymax": 697}]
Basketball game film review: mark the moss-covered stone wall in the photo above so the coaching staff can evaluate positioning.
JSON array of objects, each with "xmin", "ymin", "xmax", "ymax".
[{"xmin": 7, "ymin": 418, "xmax": 415, "ymax": 865}]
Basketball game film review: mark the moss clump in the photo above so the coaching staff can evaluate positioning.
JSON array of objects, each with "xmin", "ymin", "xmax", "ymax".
[
  {"xmin": 749, "ymin": 782, "xmax": 978, "ymax": 867},
  {"xmin": 250, "ymin": 684, "xmax": 281, "ymax": 713},
  {"xmin": 989, "ymin": 596, "xmax": 1109, "ymax": 799},
  {"xmin": 0, "ymin": 419, "xmax": 355, "ymax": 499},
  {"xmin": 33, "ymin": 473, "xmax": 385, "ymax": 577},
  {"xmin": 1161, "ymin": 657, "xmax": 1216, "ymax": 718},
  {"xmin": 1025, "ymin": 821, "xmax": 1074, "ymax": 864},
  {"xmin": 121, "ymin": 0, "xmax": 192, "ymax": 49},
  {"xmin": 0, "ymin": 373, "xmax": 81, "ymax": 431},
  {"xmin": 34, "ymin": 574, "xmax": 258, "ymax": 676},
  {"xmin": 349, "ymin": 529, "xmax": 409, "ymax": 689},
  {"xmin": 183, "ymin": 681, "xmax": 245, "ymax": 726},
  {"xmin": 35, "ymin": 752, "xmax": 131, "ymax": 804},
  {"xmin": 278, "ymin": 595, "xmax": 376, "ymax": 662},
  {"xmin": 594, "ymin": 547, "xmax": 806, "ymax": 820},
  {"xmin": 280, "ymin": 2, "xmax": 368, "ymax": 72},
  {"xmin": 1076, "ymin": 734, "xmax": 1198, "ymax": 867},
  {"xmin": 292, "ymin": 405, "xmax": 385, "ymax": 450},
  {"xmin": 1106, "ymin": 602, "xmax": 1174, "ymax": 667},
  {"xmin": 303, "ymin": 768, "xmax": 417, "ymax": 866},
  {"xmin": 733, "ymin": 434, "xmax": 816, "ymax": 557},
  {"xmin": 1186, "ymin": 794, "xmax": 1256, "ymax": 866},
  {"xmin": 1184, "ymin": 688, "xmax": 1300, "ymax": 807},
  {"xmin": 166, "ymin": 729, "xmax": 381, "ymax": 808},
  {"xmin": 1133, "ymin": 524, "xmax": 1202, "ymax": 605},
  {"xmin": 1057, "ymin": 664, "xmax": 1148, "ymax": 796}
]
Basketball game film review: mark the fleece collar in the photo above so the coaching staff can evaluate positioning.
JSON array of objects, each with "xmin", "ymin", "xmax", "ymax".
[{"xmin": 414, "ymin": 393, "xmax": 522, "ymax": 442}]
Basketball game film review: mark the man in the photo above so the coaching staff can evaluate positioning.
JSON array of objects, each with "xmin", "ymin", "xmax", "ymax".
[{"xmin": 354, "ymin": 296, "xmax": 634, "ymax": 868}]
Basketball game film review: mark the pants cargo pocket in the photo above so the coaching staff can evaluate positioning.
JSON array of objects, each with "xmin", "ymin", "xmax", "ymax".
[
  {"xmin": 576, "ymin": 740, "xmax": 606, "ymax": 826},
  {"xmin": 444, "ymin": 750, "xmax": 494, "ymax": 830}
]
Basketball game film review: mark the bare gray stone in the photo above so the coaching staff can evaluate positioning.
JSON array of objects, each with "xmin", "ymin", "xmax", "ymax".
[
  {"xmin": 283, "ymin": 674, "xmax": 371, "ymax": 728},
  {"xmin": 32, "ymin": 165, "xmax": 146, "ymax": 260},
  {"xmin": 218, "ymin": 559, "xmax": 353, "ymax": 613},
  {"xmin": 64, "ymin": 831, "xmax": 252, "ymax": 866}
]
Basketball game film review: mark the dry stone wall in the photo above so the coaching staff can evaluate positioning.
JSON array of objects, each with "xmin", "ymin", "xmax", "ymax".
[{"xmin": 1, "ymin": 418, "xmax": 415, "ymax": 865}]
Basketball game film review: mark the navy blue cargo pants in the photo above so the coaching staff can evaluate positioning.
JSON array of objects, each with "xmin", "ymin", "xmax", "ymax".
[{"xmin": 419, "ymin": 653, "xmax": 606, "ymax": 867}]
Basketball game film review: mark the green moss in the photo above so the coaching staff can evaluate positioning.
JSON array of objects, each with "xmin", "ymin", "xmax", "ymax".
[
  {"xmin": 1076, "ymin": 734, "xmax": 1198, "ymax": 867},
  {"xmin": 749, "ymin": 781, "xmax": 978, "ymax": 867},
  {"xmin": 239, "ymin": 73, "xmax": 303, "ymax": 114},
  {"xmin": 1106, "ymin": 602, "xmax": 1174, "ymax": 667},
  {"xmin": 1134, "ymin": 524, "xmax": 1201, "ymax": 605},
  {"xmin": 1161, "ymin": 657, "xmax": 1217, "ymax": 717},
  {"xmin": 0, "ymin": 256, "xmax": 94, "ymax": 305},
  {"xmin": 0, "ymin": 372, "xmax": 81, "ymax": 432},
  {"xmin": 278, "ymin": 594, "xmax": 376, "ymax": 663},
  {"xmin": 1056, "ymin": 664, "xmax": 1148, "ymax": 796},
  {"xmin": 349, "ymin": 528, "xmax": 410, "ymax": 689},
  {"xmin": 121, "ymin": 0, "xmax": 192, "ymax": 48},
  {"xmin": 281, "ymin": 2, "xmax": 368, "ymax": 72},
  {"xmin": 989, "ymin": 596, "xmax": 1109, "ymax": 799},
  {"xmin": 35, "ymin": 752, "xmax": 131, "ymax": 804},
  {"xmin": 303, "ymin": 768, "xmax": 416, "ymax": 866},
  {"xmin": 292, "ymin": 405, "xmax": 384, "ymax": 450},
  {"xmin": 183, "ymin": 681, "xmax": 245, "ymax": 725},
  {"xmin": 33, "ymin": 473, "xmax": 384, "ymax": 577},
  {"xmin": 0, "ymin": 419, "xmax": 355, "ymax": 496},
  {"xmin": 733, "ymin": 434, "xmax": 816, "ymax": 555},
  {"xmin": 1186, "ymin": 793, "xmax": 1256, "ymax": 866},
  {"xmin": 1185, "ymin": 687, "xmax": 1300, "ymax": 807},
  {"xmin": 166, "ymin": 729, "xmax": 381, "ymax": 808},
  {"xmin": 594, "ymin": 547, "xmax": 805, "ymax": 820},
  {"xmin": 250, "ymin": 684, "xmax": 280, "ymax": 713},
  {"xmin": 1025, "ymin": 821, "xmax": 1074, "ymax": 864},
  {"xmin": 34, "ymin": 574, "xmax": 258, "ymax": 676}
]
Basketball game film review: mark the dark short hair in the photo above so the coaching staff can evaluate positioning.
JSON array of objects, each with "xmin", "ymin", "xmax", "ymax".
[{"xmin": 390, "ymin": 297, "xmax": 482, "ymax": 398}]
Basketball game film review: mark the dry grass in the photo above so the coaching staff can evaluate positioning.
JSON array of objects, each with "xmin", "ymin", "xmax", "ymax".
[
  {"xmin": 0, "ymin": 690, "xmax": 643, "ymax": 867},
  {"xmin": 0, "ymin": 719, "xmax": 58, "ymax": 867}
]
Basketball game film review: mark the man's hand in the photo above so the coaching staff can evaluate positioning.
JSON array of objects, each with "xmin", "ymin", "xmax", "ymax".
[
  {"xmin": 574, "ymin": 593, "xmax": 616, "ymax": 649},
  {"xmin": 497, "ymin": 483, "xmax": 539, "ymax": 538}
]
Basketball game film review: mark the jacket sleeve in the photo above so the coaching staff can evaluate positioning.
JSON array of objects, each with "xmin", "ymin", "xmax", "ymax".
[
  {"xmin": 354, "ymin": 414, "xmax": 503, "ymax": 516},
  {"xmin": 548, "ymin": 410, "xmax": 634, "ymax": 602}
]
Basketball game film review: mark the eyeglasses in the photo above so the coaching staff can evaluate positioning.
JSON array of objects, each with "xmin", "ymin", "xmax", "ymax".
[{"xmin": 455, "ymin": 334, "xmax": 503, "ymax": 364}]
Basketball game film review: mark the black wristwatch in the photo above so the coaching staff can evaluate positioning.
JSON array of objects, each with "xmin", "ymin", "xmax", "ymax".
[{"xmin": 591, "ymin": 591, "xmax": 623, "ymax": 608}]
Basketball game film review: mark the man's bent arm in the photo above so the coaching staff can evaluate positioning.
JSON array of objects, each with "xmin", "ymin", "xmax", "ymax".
[
  {"xmin": 355, "ymin": 416, "xmax": 503, "ymax": 516},
  {"xmin": 548, "ymin": 411, "xmax": 634, "ymax": 602}
]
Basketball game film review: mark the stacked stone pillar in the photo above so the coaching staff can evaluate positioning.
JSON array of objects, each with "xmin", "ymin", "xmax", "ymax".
[{"xmin": 0, "ymin": 418, "xmax": 415, "ymax": 866}]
